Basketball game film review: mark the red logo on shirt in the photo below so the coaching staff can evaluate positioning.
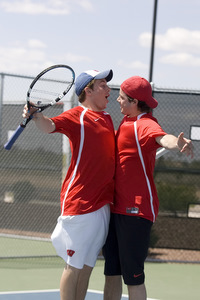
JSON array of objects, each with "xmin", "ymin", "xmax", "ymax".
[{"xmin": 67, "ymin": 249, "xmax": 75, "ymax": 257}]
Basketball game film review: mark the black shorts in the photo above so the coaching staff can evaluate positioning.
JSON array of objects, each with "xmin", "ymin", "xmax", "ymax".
[{"xmin": 103, "ymin": 213, "xmax": 152, "ymax": 286}]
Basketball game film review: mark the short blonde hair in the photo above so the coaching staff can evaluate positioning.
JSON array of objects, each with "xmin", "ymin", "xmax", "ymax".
[{"xmin": 78, "ymin": 79, "xmax": 95, "ymax": 103}]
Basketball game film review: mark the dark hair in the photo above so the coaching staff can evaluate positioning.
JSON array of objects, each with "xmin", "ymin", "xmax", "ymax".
[
  {"xmin": 78, "ymin": 79, "xmax": 95, "ymax": 103},
  {"xmin": 137, "ymin": 100, "xmax": 152, "ymax": 113},
  {"xmin": 128, "ymin": 96, "xmax": 152, "ymax": 113}
]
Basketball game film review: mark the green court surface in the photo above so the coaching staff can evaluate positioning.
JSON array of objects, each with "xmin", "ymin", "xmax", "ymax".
[
  {"xmin": 0, "ymin": 235, "xmax": 57, "ymax": 257},
  {"xmin": 0, "ymin": 258, "xmax": 200, "ymax": 300}
]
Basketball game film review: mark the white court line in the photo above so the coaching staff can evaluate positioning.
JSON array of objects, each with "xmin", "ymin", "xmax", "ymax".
[
  {"xmin": 0, "ymin": 289, "xmax": 159, "ymax": 300},
  {"xmin": 0, "ymin": 289, "xmax": 59, "ymax": 294},
  {"xmin": 0, "ymin": 233, "xmax": 51, "ymax": 242},
  {"xmin": 88, "ymin": 289, "xmax": 159, "ymax": 299}
]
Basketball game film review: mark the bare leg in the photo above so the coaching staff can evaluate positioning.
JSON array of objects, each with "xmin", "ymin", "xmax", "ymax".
[
  {"xmin": 128, "ymin": 283, "xmax": 147, "ymax": 300},
  {"xmin": 60, "ymin": 264, "xmax": 80, "ymax": 300},
  {"xmin": 104, "ymin": 275, "xmax": 122, "ymax": 300},
  {"xmin": 76, "ymin": 265, "xmax": 93, "ymax": 300}
]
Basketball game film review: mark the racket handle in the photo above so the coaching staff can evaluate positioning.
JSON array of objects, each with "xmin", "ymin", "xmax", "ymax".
[
  {"xmin": 156, "ymin": 148, "xmax": 169, "ymax": 159},
  {"xmin": 4, "ymin": 125, "xmax": 25, "ymax": 150}
]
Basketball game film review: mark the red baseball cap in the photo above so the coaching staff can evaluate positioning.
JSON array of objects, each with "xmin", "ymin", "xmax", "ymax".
[{"xmin": 121, "ymin": 76, "xmax": 158, "ymax": 108}]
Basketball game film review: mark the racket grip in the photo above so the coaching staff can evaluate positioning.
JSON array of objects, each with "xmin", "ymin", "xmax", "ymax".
[
  {"xmin": 4, "ymin": 125, "xmax": 25, "ymax": 150},
  {"xmin": 156, "ymin": 148, "xmax": 169, "ymax": 159}
]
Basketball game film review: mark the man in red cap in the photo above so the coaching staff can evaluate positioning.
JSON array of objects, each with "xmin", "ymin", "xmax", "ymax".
[{"xmin": 103, "ymin": 76, "xmax": 193, "ymax": 300}]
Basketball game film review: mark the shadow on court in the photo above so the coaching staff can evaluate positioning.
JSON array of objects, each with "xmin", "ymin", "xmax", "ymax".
[{"xmin": 0, "ymin": 290, "xmax": 129, "ymax": 300}]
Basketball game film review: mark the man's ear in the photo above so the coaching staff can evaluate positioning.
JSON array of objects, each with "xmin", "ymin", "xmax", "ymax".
[
  {"xmin": 85, "ymin": 86, "xmax": 92, "ymax": 95},
  {"xmin": 131, "ymin": 99, "xmax": 138, "ymax": 105}
]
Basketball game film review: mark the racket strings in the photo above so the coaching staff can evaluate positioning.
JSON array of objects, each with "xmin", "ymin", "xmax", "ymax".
[
  {"xmin": 32, "ymin": 88, "xmax": 62, "ymax": 98},
  {"xmin": 30, "ymin": 92, "xmax": 60, "ymax": 105},
  {"xmin": 30, "ymin": 81, "xmax": 71, "ymax": 105},
  {"xmin": 28, "ymin": 66, "xmax": 75, "ymax": 107},
  {"xmin": 38, "ymin": 77, "xmax": 70, "ymax": 84}
]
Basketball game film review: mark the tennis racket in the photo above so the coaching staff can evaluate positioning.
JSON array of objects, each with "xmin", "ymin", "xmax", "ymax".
[{"xmin": 4, "ymin": 64, "xmax": 75, "ymax": 150}]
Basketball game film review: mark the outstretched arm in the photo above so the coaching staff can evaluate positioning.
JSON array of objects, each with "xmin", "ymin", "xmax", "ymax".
[{"xmin": 156, "ymin": 132, "xmax": 194, "ymax": 158}]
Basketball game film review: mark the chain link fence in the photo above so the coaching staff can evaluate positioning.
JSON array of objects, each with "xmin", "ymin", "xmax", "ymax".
[{"xmin": 0, "ymin": 72, "xmax": 200, "ymax": 263}]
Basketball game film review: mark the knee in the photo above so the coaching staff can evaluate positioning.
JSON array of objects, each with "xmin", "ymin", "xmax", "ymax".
[
  {"xmin": 104, "ymin": 276, "xmax": 122, "ymax": 300},
  {"xmin": 105, "ymin": 275, "xmax": 122, "ymax": 286},
  {"xmin": 127, "ymin": 283, "xmax": 146, "ymax": 299}
]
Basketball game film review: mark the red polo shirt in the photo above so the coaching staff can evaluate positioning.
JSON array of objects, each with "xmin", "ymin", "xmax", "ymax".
[
  {"xmin": 51, "ymin": 106, "xmax": 115, "ymax": 216},
  {"xmin": 113, "ymin": 113, "xmax": 166, "ymax": 222}
]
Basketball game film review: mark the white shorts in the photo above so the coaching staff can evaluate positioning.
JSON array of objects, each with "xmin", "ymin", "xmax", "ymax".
[{"xmin": 51, "ymin": 204, "xmax": 110, "ymax": 269}]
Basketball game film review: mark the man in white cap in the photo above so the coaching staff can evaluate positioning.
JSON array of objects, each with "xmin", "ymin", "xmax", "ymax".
[{"xmin": 23, "ymin": 69, "xmax": 115, "ymax": 300}]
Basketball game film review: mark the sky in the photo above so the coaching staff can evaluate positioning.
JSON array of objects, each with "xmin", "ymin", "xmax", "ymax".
[{"xmin": 1, "ymin": 0, "xmax": 200, "ymax": 90}]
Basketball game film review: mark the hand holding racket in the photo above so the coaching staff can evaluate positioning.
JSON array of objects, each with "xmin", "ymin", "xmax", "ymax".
[{"xmin": 4, "ymin": 64, "xmax": 75, "ymax": 150}]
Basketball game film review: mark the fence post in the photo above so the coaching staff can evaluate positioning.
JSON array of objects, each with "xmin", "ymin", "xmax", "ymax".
[{"xmin": 0, "ymin": 73, "xmax": 5, "ymax": 145}]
